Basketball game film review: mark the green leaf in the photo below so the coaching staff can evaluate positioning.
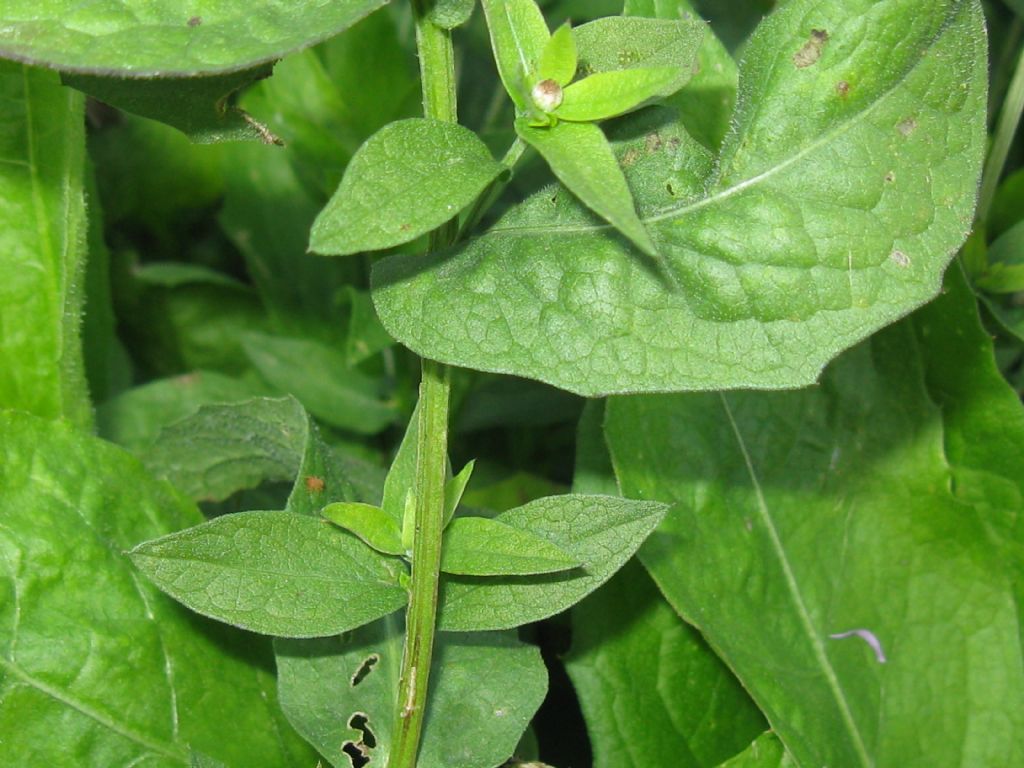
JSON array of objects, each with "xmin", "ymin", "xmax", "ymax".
[
  {"xmin": 621, "ymin": 2, "xmax": 738, "ymax": 149},
  {"xmin": 141, "ymin": 396, "xmax": 358, "ymax": 515},
  {"xmin": 241, "ymin": 331, "xmax": 398, "ymax": 434},
  {"xmin": 539, "ymin": 23, "xmax": 578, "ymax": 85},
  {"xmin": 0, "ymin": 409, "xmax": 315, "ymax": 766},
  {"xmin": 0, "ymin": 0, "xmax": 387, "ymax": 75},
  {"xmin": 275, "ymin": 617, "xmax": 547, "ymax": 768},
  {"xmin": 441, "ymin": 516, "xmax": 580, "ymax": 575},
  {"xmin": 344, "ymin": 286, "xmax": 397, "ymax": 365},
  {"xmin": 438, "ymin": 494, "xmax": 667, "ymax": 630},
  {"xmin": 480, "ymin": 0, "xmax": 552, "ymax": 109},
  {"xmin": 605, "ymin": 274, "xmax": 1024, "ymax": 766},
  {"xmin": 514, "ymin": 119, "xmax": 656, "ymax": 255},
  {"xmin": 428, "ymin": 0, "xmax": 477, "ymax": 29},
  {"xmin": 717, "ymin": 734, "xmax": 797, "ymax": 768},
  {"xmin": 63, "ymin": 67, "xmax": 276, "ymax": 144},
  {"xmin": 130, "ymin": 510, "xmax": 407, "ymax": 638},
  {"xmin": 573, "ymin": 15, "xmax": 705, "ymax": 77},
  {"xmin": 323, "ymin": 502, "xmax": 405, "ymax": 555},
  {"xmin": 0, "ymin": 63, "xmax": 90, "ymax": 427},
  {"xmin": 444, "ymin": 459, "xmax": 476, "ymax": 526},
  {"xmin": 382, "ymin": 402, "xmax": 421, "ymax": 524},
  {"xmin": 97, "ymin": 371, "xmax": 272, "ymax": 453},
  {"xmin": 372, "ymin": 0, "xmax": 987, "ymax": 396},
  {"xmin": 557, "ymin": 66, "xmax": 684, "ymax": 122},
  {"xmin": 565, "ymin": 561, "xmax": 766, "ymax": 768},
  {"xmin": 572, "ymin": 400, "xmax": 619, "ymax": 496},
  {"xmin": 133, "ymin": 262, "xmax": 251, "ymax": 290},
  {"xmin": 310, "ymin": 118, "xmax": 502, "ymax": 256},
  {"xmin": 976, "ymin": 219, "xmax": 1024, "ymax": 293}
]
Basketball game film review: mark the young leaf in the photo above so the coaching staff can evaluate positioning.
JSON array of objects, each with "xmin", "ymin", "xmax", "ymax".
[
  {"xmin": 514, "ymin": 118, "xmax": 656, "ymax": 256},
  {"xmin": 976, "ymin": 220, "xmax": 1024, "ymax": 293},
  {"xmin": 0, "ymin": 0, "xmax": 387, "ymax": 75},
  {"xmin": 372, "ymin": 0, "xmax": 987, "ymax": 396},
  {"xmin": 557, "ymin": 67, "xmax": 684, "ymax": 122},
  {"xmin": 241, "ymin": 331, "xmax": 398, "ymax": 434},
  {"xmin": 573, "ymin": 15, "xmax": 705, "ymax": 78},
  {"xmin": 0, "ymin": 410, "xmax": 315, "ymax": 766},
  {"xmin": 428, "ymin": 0, "xmax": 477, "ymax": 29},
  {"xmin": 480, "ymin": 0, "xmax": 551, "ymax": 109},
  {"xmin": 437, "ymin": 494, "xmax": 667, "ymax": 631},
  {"xmin": 605, "ymin": 269, "xmax": 1024, "ymax": 766},
  {"xmin": 130, "ymin": 511, "xmax": 407, "ymax": 638},
  {"xmin": 718, "ymin": 733, "xmax": 797, "ymax": 768},
  {"xmin": 310, "ymin": 118, "xmax": 502, "ymax": 256},
  {"xmin": 566, "ymin": 562, "xmax": 766, "ymax": 768},
  {"xmin": 441, "ymin": 516, "xmax": 580, "ymax": 575},
  {"xmin": 539, "ymin": 23, "xmax": 578, "ymax": 85},
  {"xmin": 0, "ymin": 63, "xmax": 90, "ymax": 427},
  {"xmin": 444, "ymin": 459, "xmax": 476, "ymax": 526},
  {"xmin": 276, "ymin": 617, "xmax": 548, "ymax": 768},
  {"xmin": 322, "ymin": 501, "xmax": 405, "ymax": 555},
  {"xmin": 382, "ymin": 401, "xmax": 421, "ymax": 524}
]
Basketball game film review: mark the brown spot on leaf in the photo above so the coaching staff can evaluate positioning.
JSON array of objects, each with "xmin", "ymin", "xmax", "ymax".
[
  {"xmin": 890, "ymin": 250, "xmax": 911, "ymax": 268},
  {"xmin": 305, "ymin": 475, "xmax": 325, "ymax": 493},
  {"xmin": 793, "ymin": 29, "xmax": 829, "ymax": 68},
  {"xmin": 621, "ymin": 148, "xmax": 641, "ymax": 167},
  {"xmin": 885, "ymin": 171, "xmax": 895, "ymax": 183},
  {"xmin": 187, "ymin": 16, "xmax": 202, "ymax": 27},
  {"xmin": 645, "ymin": 133, "xmax": 663, "ymax": 152},
  {"xmin": 836, "ymin": 80, "xmax": 850, "ymax": 97}
]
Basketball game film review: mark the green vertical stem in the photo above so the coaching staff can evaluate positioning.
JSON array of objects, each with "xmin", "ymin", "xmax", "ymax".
[
  {"xmin": 978, "ymin": 38, "xmax": 1024, "ymax": 223},
  {"xmin": 387, "ymin": 4, "xmax": 457, "ymax": 767}
]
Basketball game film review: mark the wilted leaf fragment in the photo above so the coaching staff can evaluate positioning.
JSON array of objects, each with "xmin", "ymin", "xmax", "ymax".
[
  {"xmin": 439, "ymin": 494, "xmax": 667, "ymax": 630},
  {"xmin": 130, "ymin": 511, "xmax": 407, "ymax": 637},
  {"xmin": 310, "ymin": 118, "xmax": 502, "ymax": 255},
  {"xmin": 373, "ymin": 0, "xmax": 987, "ymax": 395},
  {"xmin": 276, "ymin": 619, "xmax": 547, "ymax": 768},
  {"xmin": 0, "ymin": 410, "xmax": 314, "ymax": 766},
  {"xmin": 441, "ymin": 516, "xmax": 580, "ymax": 576}
]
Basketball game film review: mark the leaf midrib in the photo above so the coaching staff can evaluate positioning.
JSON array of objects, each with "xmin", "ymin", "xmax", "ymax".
[{"xmin": 721, "ymin": 394, "xmax": 872, "ymax": 768}]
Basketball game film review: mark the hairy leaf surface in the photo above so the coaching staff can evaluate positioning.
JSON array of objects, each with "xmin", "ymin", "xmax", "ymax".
[
  {"xmin": 373, "ymin": 0, "xmax": 987, "ymax": 395},
  {"xmin": 0, "ymin": 0, "xmax": 387, "ymax": 75}
]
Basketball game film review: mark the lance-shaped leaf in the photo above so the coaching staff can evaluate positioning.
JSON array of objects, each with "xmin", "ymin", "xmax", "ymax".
[
  {"xmin": 310, "ymin": 118, "xmax": 502, "ymax": 255},
  {"xmin": 275, "ymin": 617, "xmax": 547, "ymax": 768},
  {"xmin": 480, "ymin": 0, "xmax": 551, "ymax": 109},
  {"xmin": 0, "ymin": 410, "xmax": 315, "ymax": 766},
  {"xmin": 382, "ymin": 401, "xmax": 421, "ymax": 524},
  {"xmin": 372, "ymin": 0, "xmax": 987, "ymax": 396},
  {"xmin": 323, "ymin": 502, "xmax": 405, "ymax": 556},
  {"xmin": 441, "ymin": 516, "xmax": 580, "ymax": 575},
  {"xmin": 444, "ymin": 459, "xmax": 476, "ymax": 526},
  {"xmin": 63, "ymin": 67, "xmax": 276, "ymax": 144},
  {"xmin": 573, "ymin": 15, "xmax": 705, "ymax": 78},
  {"xmin": 0, "ymin": 0, "xmax": 386, "ymax": 75},
  {"xmin": 539, "ymin": 23, "xmax": 577, "ymax": 85},
  {"xmin": 438, "ymin": 495, "xmax": 667, "ymax": 630},
  {"xmin": 0, "ymin": 63, "xmax": 90, "ymax": 426},
  {"xmin": 515, "ymin": 118, "xmax": 656, "ymax": 256},
  {"xmin": 557, "ymin": 67, "xmax": 684, "ymax": 122},
  {"xmin": 130, "ymin": 511, "xmax": 407, "ymax": 638},
  {"xmin": 605, "ymin": 269, "xmax": 1024, "ymax": 766}
]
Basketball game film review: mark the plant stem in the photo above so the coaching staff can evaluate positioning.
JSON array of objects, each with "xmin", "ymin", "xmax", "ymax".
[
  {"xmin": 387, "ymin": 4, "xmax": 456, "ymax": 767},
  {"xmin": 978, "ymin": 35, "xmax": 1024, "ymax": 223}
]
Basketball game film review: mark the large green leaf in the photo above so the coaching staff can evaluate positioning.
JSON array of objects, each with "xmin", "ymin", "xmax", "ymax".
[
  {"xmin": 130, "ymin": 510, "xmax": 407, "ymax": 638},
  {"xmin": 566, "ymin": 561, "xmax": 766, "ymax": 768},
  {"xmin": 604, "ymin": 271, "xmax": 1024, "ymax": 765},
  {"xmin": 372, "ymin": 0, "xmax": 987, "ymax": 396},
  {"xmin": 275, "ymin": 616, "xmax": 547, "ymax": 768},
  {"xmin": 717, "ymin": 734, "xmax": 797, "ymax": 768},
  {"xmin": 0, "ymin": 0, "xmax": 387, "ymax": 75},
  {"xmin": 0, "ymin": 410, "xmax": 315, "ymax": 766},
  {"xmin": 0, "ymin": 62, "xmax": 90, "ymax": 426},
  {"xmin": 437, "ymin": 494, "xmax": 666, "ymax": 630}
]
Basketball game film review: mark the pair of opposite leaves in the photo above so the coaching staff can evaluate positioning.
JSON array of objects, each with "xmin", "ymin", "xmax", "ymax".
[{"xmin": 309, "ymin": 1, "xmax": 702, "ymax": 259}]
